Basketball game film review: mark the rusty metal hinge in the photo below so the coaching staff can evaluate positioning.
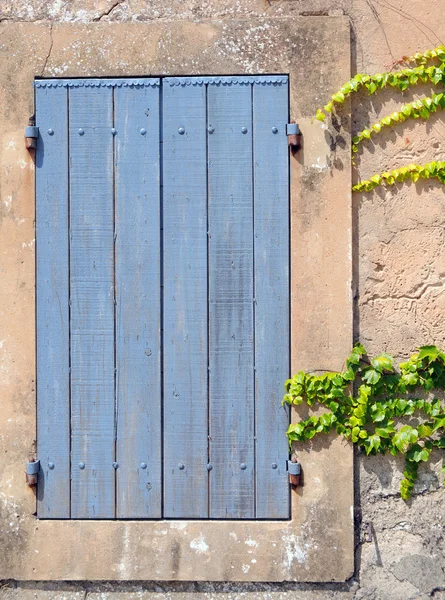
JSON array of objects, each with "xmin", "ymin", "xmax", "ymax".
[
  {"xmin": 25, "ymin": 459, "xmax": 40, "ymax": 486},
  {"xmin": 25, "ymin": 116, "xmax": 39, "ymax": 150},
  {"xmin": 287, "ymin": 121, "xmax": 301, "ymax": 152},
  {"xmin": 287, "ymin": 459, "xmax": 301, "ymax": 486}
]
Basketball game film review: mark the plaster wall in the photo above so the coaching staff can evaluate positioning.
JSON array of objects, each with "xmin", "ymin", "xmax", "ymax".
[{"xmin": 1, "ymin": 0, "xmax": 445, "ymax": 598}]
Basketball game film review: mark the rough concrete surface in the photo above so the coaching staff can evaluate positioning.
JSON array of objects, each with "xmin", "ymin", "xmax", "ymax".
[
  {"xmin": 0, "ymin": 17, "xmax": 353, "ymax": 585},
  {"xmin": 0, "ymin": 0, "xmax": 445, "ymax": 598}
]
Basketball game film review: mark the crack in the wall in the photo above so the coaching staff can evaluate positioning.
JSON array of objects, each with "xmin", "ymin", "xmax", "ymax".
[
  {"xmin": 40, "ymin": 22, "xmax": 53, "ymax": 76},
  {"xmin": 93, "ymin": 0, "xmax": 125, "ymax": 22},
  {"xmin": 362, "ymin": 280, "xmax": 445, "ymax": 304}
]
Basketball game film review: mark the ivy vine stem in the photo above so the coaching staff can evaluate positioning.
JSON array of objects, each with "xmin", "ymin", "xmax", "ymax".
[
  {"xmin": 315, "ymin": 46, "xmax": 445, "ymax": 124},
  {"xmin": 352, "ymin": 161, "xmax": 445, "ymax": 192},
  {"xmin": 284, "ymin": 345, "xmax": 445, "ymax": 500},
  {"xmin": 352, "ymin": 92, "xmax": 445, "ymax": 153}
]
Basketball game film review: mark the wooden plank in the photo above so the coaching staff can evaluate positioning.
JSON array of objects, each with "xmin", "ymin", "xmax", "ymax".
[
  {"xmin": 115, "ymin": 80, "xmax": 162, "ymax": 518},
  {"xmin": 162, "ymin": 78, "xmax": 209, "ymax": 518},
  {"xmin": 69, "ymin": 82, "xmax": 115, "ymax": 519},
  {"xmin": 36, "ymin": 83, "xmax": 70, "ymax": 518},
  {"xmin": 253, "ymin": 80, "xmax": 290, "ymax": 518},
  {"xmin": 208, "ymin": 79, "xmax": 254, "ymax": 519}
]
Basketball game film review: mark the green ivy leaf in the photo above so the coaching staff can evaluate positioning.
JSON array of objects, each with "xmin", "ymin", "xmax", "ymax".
[
  {"xmin": 363, "ymin": 368, "xmax": 381, "ymax": 385},
  {"xmin": 375, "ymin": 427, "xmax": 391, "ymax": 438},
  {"xmin": 371, "ymin": 353, "xmax": 393, "ymax": 372},
  {"xmin": 403, "ymin": 372, "xmax": 419, "ymax": 386},
  {"xmin": 417, "ymin": 423, "xmax": 434, "ymax": 437},
  {"xmin": 418, "ymin": 345, "xmax": 441, "ymax": 360},
  {"xmin": 332, "ymin": 92, "xmax": 345, "ymax": 103},
  {"xmin": 364, "ymin": 434, "xmax": 381, "ymax": 454},
  {"xmin": 402, "ymin": 105, "xmax": 413, "ymax": 116},
  {"xmin": 407, "ymin": 444, "xmax": 430, "ymax": 462}
]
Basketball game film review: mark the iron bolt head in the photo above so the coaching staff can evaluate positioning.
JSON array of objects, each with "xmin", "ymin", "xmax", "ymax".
[
  {"xmin": 178, "ymin": 127, "xmax": 185, "ymax": 135},
  {"xmin": 207, "ymin": 126, "xmax": 215, "ymax": 134},
  {"xmin": 272, "ymin": 127, "xmax": 278, "ymax": 134},
  {"xmin": 240, "ymin": 463, "xmax": 247, "ymax": 470},
  {"xmin": 111, "ymin": 128, "xmax": 117, "ymax": 135},
  {"xmin": 140, "ymin": 462, "xmax": 147, "ymax": 469},
  {"xmin": 78, "ymin": 462, "xmax": 85, "ymax": 470},
  {"xmin": 112, "ymin": 462, "xmax": 119, "ymax": 469},
  {"xmin": 47, "ymin": 129, "xmax": 54, "ymax": 136},
  {"xmin": 206, "ymin": 464, "xmax": 213, "ymax": 471},
  {"xmin": 48, "ymin": 462, "xmax": 55, "ymax": 470},
  {"xmin": 272, "ymin": 463, "xmax": 278, "ymax": 469},
  {"xmin": 241, "ymin": 127, "xmax": 248, "ymax": 134},
  {"xmin": 78, "ymin": 128, "xmax": 84, "ymax": 136},
  {"xmin": 178, "ymin": 463, "xmax": 185, "ymax": 470},
  {"xmin": 140, "ymin": 128, "xmax": 147, "ymax": 135}
]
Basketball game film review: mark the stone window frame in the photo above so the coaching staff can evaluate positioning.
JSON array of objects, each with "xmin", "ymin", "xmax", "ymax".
[{"xmin": 0, "ymin": 18, "xmax": 353, "ymax": 582}]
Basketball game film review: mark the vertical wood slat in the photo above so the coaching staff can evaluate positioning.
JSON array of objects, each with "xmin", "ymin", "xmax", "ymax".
[
  {"xmin": 162, "ymin": 79, "xmax": 209, "ymax": 518},
  {"xmin": 253, "ymin": 81, "xmax": 290, "ymax": 518},
  {"xmin": 36, "ymin": 84, "xmax": 70, "ymax": 518},
  {"xmin": 69, "ymin": 84, "xmax": 115, "ymax": 519},
  {"xmin": 208, "ymin": 80, "xmax": 255, "ymax": 519},
  {"xmin": 115, "ymin": 80, "xmax": 162, "ymax": 518}
]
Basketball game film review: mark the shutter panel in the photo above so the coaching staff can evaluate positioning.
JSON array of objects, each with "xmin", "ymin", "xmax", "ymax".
[{"xmin": 36, "ymin": 75, "xmax": 289, "ymax": 520}]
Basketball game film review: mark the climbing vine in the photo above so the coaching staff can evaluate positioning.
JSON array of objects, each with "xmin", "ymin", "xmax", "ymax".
[
  {"xmin": 352, "ymin": 93, "xmax": 445, "ymax": 154},
  {"xmin": 352, "ymin": 161, "xmax": 445, "ymax": 192},
  {"xmin": 284, "ymin": 346, "xmax": 445, "ymax": 500},
  {"xmin": 315, "ymin": 44, "xmax": 445, "ymax": 192}
]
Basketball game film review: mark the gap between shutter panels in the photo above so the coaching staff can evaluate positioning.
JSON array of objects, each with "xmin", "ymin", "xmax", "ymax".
[{"xmin": 35, "ymin": 76, "xmax": 290, "ymax": 520}]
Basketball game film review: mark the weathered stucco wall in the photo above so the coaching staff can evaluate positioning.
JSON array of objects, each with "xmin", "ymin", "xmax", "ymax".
[
  {"xmin": 0, "ymin": 14, "xmax": 354, "ymax": 587},
  {"xmin": 1, "ymin": 0, "xmax": 445, "ymax": 598}
]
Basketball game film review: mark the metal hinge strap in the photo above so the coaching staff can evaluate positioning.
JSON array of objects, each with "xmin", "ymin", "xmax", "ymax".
[
  {"xmin": 26, "ymin": 459, "xmax": 40, "ymax": 475},
  {"xmin": 287, "ymin": 460, "xmax": 301, "ymax": 475},
  {"xmin": 25, "ymin": 459, "xmax": 40, "ymax": 487},
  {"xmin": 286, "ymin": 121, "xmax": 301, "ymax": 151},
  {"xmin": 286, "ymin": 122, "xmax": 299, "ymax": 136},
  {"xmin": 25, "ymin": 124, "xmax": 39, "ymax": 150}
]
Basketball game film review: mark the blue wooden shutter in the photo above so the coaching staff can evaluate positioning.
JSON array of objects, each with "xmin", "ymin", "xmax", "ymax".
[{"xmin": 36, "ymin": 75, "xmax": 289, "ymax": 520}]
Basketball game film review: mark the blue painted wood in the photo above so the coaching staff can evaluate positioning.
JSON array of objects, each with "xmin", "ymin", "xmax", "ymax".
[
  {"xmin": 35, "ymin": 75, "xmax": 290, "ymax": 521},
  {"xmin": 115, "ymin": 80, "xmax": 162, "ymax": 518},
  {"xmin": 253, "ymin": 80, "xmax": 290, "ymax": 518},
  {"xmin": 162, "ymin": 78, "xmax": 209, "ymax": 518},
  {"xmin": 208, "ymin": 79, "xmax": 255, "ymax": 519},
  {"xmin": 69, "ymin": 83, "xmax": 115, "ymax": 519},
  {"xmin": 36, "ymin": 84, "xmax": 70, "ymax": 518}
]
